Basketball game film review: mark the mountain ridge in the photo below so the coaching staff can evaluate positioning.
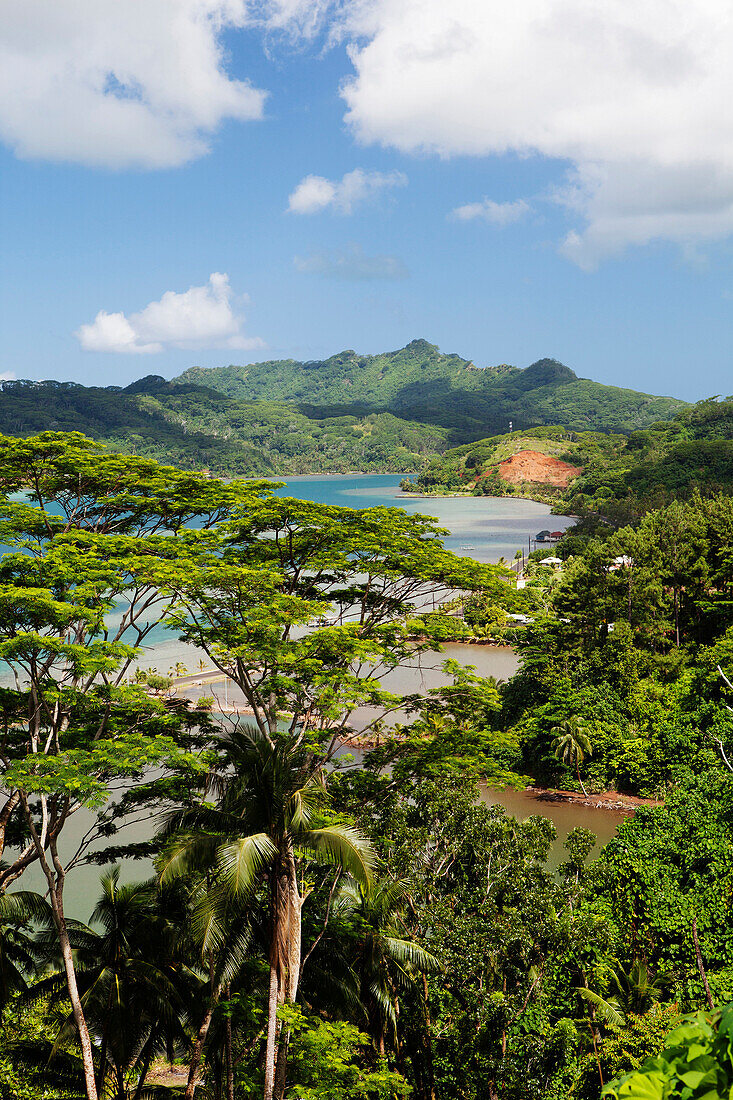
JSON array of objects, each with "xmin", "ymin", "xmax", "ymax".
[
  {"xmin": 173, "ymin": 339, "xmax": 685, "ymax": 438},
  {"xmin": 0, "ymin": 340, "xmax": 687, "ymax": 476}
]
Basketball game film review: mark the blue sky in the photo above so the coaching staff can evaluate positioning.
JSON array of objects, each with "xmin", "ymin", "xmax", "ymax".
[{"xmin": 2, "ymin": 1, "xmax": 733, "ymax": 401}]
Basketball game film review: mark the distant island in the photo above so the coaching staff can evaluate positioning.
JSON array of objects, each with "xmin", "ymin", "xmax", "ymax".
[{"xmin": 0, "ymin": 339, "xmax": 685, "ymax": 476}]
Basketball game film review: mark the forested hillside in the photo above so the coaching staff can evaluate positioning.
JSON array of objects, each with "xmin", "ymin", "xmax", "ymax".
[
  {"xmin": 406, "ymin": 396, "xmax": 733, "ymax": 521},
  {"xmin": 0, "ymin": 377, "xmax": 449, "ymax": 474},
  {"xmin": 175, "ymin": 339, "xmax": 686, "ymax": 437},
  {"xmin": 0, "ymin": 341, "xmax": 684, "ymax": 476}
]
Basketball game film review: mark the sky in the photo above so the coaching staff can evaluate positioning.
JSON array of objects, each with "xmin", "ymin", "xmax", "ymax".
[{"xmin": 2, "ymin": 0, "xmax": 733, "ymax": 401}]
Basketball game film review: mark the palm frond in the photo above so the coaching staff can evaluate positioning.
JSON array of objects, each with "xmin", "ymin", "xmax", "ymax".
[
  {"xmin": 577, "ymin": 986, "xmax": 625, "ymax": 1029},
  {"xmin": 382, "ymin": 935, "xmax": 441, "ymax": 974},
  {"xmin": 299, "ymin": 825, "xmax": 376, "ymax": 886},
  {"xmin": 0, "ymin": 890, "xmax": 54, "ymax": 926},
  {"xmin": 216, "ymin": 833, "xmax": 277, "ymax": 896}
]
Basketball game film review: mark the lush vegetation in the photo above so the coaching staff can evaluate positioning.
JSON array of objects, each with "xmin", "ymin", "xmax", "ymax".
[
  {"xmin": 0, "ymin": 378, "xmax": 449, "ymax": 476},
  {"xmin": 1, "ymin": 432, "xmax": 732, "ymax": 1100},
  {"xmin": 405, "ymin": 395, "xmax": 733, "ymax": 520},
  {"xmin": 176, "ymin": 340, "xmax": 686, "ymax": 439},
  {"xmin": 0, "ymin": 341, "xmax": 685, "ymax": 478}
]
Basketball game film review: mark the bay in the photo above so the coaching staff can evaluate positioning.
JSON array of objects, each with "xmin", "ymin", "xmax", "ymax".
[{"xmin": 15, "ymin": 476, "xmax": 625, "ymax": 917}]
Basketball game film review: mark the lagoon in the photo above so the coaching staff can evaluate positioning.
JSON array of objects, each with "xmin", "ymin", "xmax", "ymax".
[{"xmin": 19, "ymin": 476, "xmax": 612, "ymax": 917}]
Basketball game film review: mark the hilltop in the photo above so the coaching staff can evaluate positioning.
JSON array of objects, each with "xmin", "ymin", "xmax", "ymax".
[
  {"xmin": 0, "ymin": 341, "xmax": 686, "ymax": 476},
  {"xmin": 405, "ymin": 395, "xmax": 733, "ymax": 520},
  {"xmin": 174, "ymin": 339, "xmax": 686, "ymax": 439}
]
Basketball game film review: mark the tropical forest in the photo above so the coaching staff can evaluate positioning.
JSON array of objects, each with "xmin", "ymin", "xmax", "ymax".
[{"xmin": 1, "ymin": 356, "xmax": 733, "ymax": 1100}]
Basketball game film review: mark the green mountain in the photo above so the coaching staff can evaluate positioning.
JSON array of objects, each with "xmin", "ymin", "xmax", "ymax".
[
  {"xmin": 0, "ymin": 378, "xmax": 449, "ymax": 475},
  {"xmin": 175, "ymin": 339, "xmax": 686, "ymax": 437},
  {"xmin": 0, "ymin": 340, "xmax": 686, "ymax": 476}
]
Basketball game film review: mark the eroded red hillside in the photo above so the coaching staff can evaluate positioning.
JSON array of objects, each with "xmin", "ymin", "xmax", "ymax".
[{"xmin": 491, "ymin": 449, "xmax": 582, "ymax": 487}]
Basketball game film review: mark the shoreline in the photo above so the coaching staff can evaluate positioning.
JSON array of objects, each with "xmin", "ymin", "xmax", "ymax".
[{"xmin": 522, "ymin": 786, "xmax": 660, "ymax": 814}]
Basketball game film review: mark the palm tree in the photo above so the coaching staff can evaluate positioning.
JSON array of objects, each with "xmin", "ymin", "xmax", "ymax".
[
  {"xmin": 0, "ymin": 890, "xmax": 51, "ymax": 1007},
  {"xmin": 161, "ymin": 724, "xmax": 376, "ymax": 1100},
  {"xmin": 335, "ymin": 876, "xmax": 439, "ymax": 1054},
  {"xmin": 578, "ymin": 958, "xmax": 672, "ymax": 1028},
  {"xmin": 552, "ymin": 718, "xmax": 593, "ymax": 797},
  {"xmin": 38, "ymin": 869, "xmax": 193, "ymax": 1100}
]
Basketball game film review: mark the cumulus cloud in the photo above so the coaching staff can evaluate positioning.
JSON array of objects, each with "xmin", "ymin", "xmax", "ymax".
[
  {"xmin": 0, "ymin": 373, "xmax": 17, "ymax": 383},
  {"xmin": 287, "ymin": 168, "xmax": 407, "ymax": 214},
  {"xmin": 451, "ymin": 198, "xmax": 530, "ymax": 226},
  {"xmin": 0, "ymin": 1, "xmax": 269, "ymax": 169},
  {"xmin": 333, "ymin": 0, "xmax": 733, "ymax": 264},
  {"xmin": 294, "ymin": 244, "xmax": 409, "ymax": 279},
  {"xmin": 76, "ymin": 273, "xmax": 264, "ymax": 354}
]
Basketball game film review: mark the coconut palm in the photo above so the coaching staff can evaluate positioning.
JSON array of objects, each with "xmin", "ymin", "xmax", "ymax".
[
  {"xmin": 335, "ymin": 876, "xmax": 440, "ymax": 1054},
  {"xmin": 577, "ymin": 958, "xmax": 673, "ymax": 1028},
  {"xmin": 160, "ymin": 724, "xmax": 376, "ymax": 1100},
  {"xmin": 552, "ymin": 718, "xmax": 593, "ymax": 798},
  {"xmin": 37, "ymin": 869, "xmax": 194, "ymax": 1100},
  {"xmin": 0, "ymin": 890, "xmax": 52, "ymax": 1006}
]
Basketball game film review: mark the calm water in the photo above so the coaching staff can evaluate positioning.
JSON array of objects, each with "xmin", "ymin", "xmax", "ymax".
[
  {"xmin": 118, "ymin": 476, "xmax": 573, "ymax": 676},
  {"xmin": 274, "ymin": 475, "xmax": 576, "ymax": 564},
  {"xmin": 15, "ymin": 476, "xmax": 625, "ymax": 916}
]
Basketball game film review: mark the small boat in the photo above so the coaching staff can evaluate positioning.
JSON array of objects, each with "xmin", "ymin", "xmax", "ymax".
[{"xmin": 460, "ymin": 545, "xmax": 476, "ymax": 550}]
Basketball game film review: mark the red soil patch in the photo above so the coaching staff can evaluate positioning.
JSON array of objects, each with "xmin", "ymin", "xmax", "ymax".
[{"xmin": 493, "ymin": 450, "xmax": 582, "ymax": 487}]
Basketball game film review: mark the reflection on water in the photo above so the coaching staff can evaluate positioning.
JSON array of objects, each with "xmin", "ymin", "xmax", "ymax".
[{"xmin": 482, "ymin": 785, "xmax": 628, "ymax": 867}]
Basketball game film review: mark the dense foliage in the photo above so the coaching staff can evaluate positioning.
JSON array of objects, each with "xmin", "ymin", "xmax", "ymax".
[
  {"xmin": 0, "ymin": 431, "xmax": 731, "ymax": 1100},
  {"xmin": 407, "ymin": 395, "xmax": 733, "ymax": 520},
  {"xmin": 176, "ymin": 340, "xmax": 685, "ymax": 439},
  {"xmin": 0, "ymin": 341, "xmax": 684, "ymax": 479},
  {"xmin": 0, "ymin": 379, "xmax": 449, "ymax": 476}
]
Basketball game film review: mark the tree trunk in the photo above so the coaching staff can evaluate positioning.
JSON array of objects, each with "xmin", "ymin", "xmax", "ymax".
[
  {"xmin": 225, "ymin": 983, "xmax": 234, "ymax": 1100},
  {"xmin": 576, "ymin": 759, "xmax": 588, "ymax": 799},
  {"xmin": 21, "ymin": 798, "xmax": 98, "ymax": 1100},
  {"xmin": 96, "ymin": 979, "xmax": 115, "ymax": 1097},
  {"xmin": 421, "ymin": 973, "xmax": 436, "ymax": 1100},
  {"xmin": 273, "ymin": 850, "xmax": 303, "ymax": 1100},
  {"xmin": 692, "ymin": 916, "xmax": 714, "ymax": 1010},
  {"xmin": 132, "ymin": 1032, "xmax": 157, "ymax": 1100},
  {"xmin": 56, "ymin": 901, "xmax": 99, "ymax": 1100},
  {"xmin": 184, "ymin": 994, "xmax": 219, "ymax": 1100},
  {"xmin": 263, "ymin": 956, "xmax": 280, "ymax": 1100}
]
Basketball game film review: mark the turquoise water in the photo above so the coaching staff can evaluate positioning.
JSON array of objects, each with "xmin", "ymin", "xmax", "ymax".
[
  {"xmin": 125, "ymin": 477, "xmax": 573, "ymax": 674},
  {"xmin": 273, "ymin": 475, "xmax": 574, "ymax": 564},
  {"xmin": 12, "ymin": 477, "xmax": 585, "ymax": 914}
]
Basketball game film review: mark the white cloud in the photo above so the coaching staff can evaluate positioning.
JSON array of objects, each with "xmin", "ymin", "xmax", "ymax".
[
  {"xmin": 294, "ymin": 244, "xmax": 409, "ymax": 279},
  {"xmin": 287, "ymin": 168, "xmax": 407, "ymax": 214},
  {"xmin": 76, "ymin": 273, "xmax": 264, "ymax": 354},
  {"xmin": 451, "ymin": 198, "xmax": 530, "ymax": 226},
  {"xmin": 0, "ymin": 1, "xmax": 268, "ymax": 169},
  {"xmin": 0, "ymin": 373, "xmax": 17, "ymax": 383},
  {"xmin": 333, "ymin": 0, "xmax": 733, "ymax": 263}
]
